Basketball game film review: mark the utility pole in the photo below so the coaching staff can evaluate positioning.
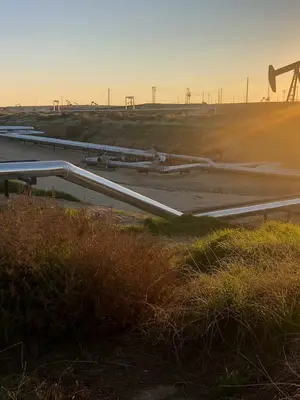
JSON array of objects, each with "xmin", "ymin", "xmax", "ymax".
[
  {"xmin": 220, "ymin": 88, "xmax": 223, "ymax": 103},
  {"xmin": 245, "ymin": 77, "xmax": 249, "ymax": 103},
  {"xmin": 152, "ymin": 86, "xmax": 156, "ymax": 104},
  {"xmin": 208, "ymin": 93, "xmax": 210, "ymax": 104},
  {"xmin": 108, "ymin": 88, "xmax": 111, "ymax": 107},
  {"xmin": 202, "ymin": 92, "xmax": 205, "ymax": 103}
]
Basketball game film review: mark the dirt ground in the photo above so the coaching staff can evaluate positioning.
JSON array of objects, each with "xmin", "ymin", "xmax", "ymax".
[{"xmin": 0, "ymin": 336, "xmax": 216, "ymax": 400}]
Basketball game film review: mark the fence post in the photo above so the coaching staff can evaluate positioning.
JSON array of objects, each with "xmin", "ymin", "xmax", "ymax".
[
  {"xmin": 4, "ymin": 180, "xmax": 9, "ymax": 198},
  {"xmin": 263, "ymin": 213, "xmax": 268, "ymax": 222}
]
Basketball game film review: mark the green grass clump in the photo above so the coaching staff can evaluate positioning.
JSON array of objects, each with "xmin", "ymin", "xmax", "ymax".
[
  {"xmin": 187, "ymin": 221, "xmax": 300, "ymax": 271},
  {"xmin": 156, "ymin": 221, "xmax": 300, "ymax": 352},
  {"xmin": 165, "ymin": 260, "xmax": 300, "ymax": 350},
  {"xmin": 143, "ymin": 214, "xmax": 231, "ymax": 237},
  {"xmin": 0, "ymin": 180, "xmax": 80, "ymax": 202}
]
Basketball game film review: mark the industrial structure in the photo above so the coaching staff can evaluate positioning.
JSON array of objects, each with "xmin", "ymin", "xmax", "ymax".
[
  {"xmin": 9, "ymin": 59, "xmax": 300, "ymax": 111},
  {"xmin": 1, "ymin": 62, "xmax": 300, "ymax": 220},
  {"xmin": 1, "ymin": 126, "xmax": 300, "ymax": 179},
  {"xmin": 185, "ymin": 88, "xmax": 191, "ymax": 104},
  {"xmin": 52, "ymin": 100, "xmax": 60, "ymax": 112},
  {"xmin": 1, "ymin": 125, "xmax": 300, "ymax": 220},
  {"xmin": 269, "ymin": 60, "xmax": 300, "ymax": 102},
  {"xmin": 0, "ymin": 158, "xmax": 300, "ymax": 220},
  {"xmin": 125, "ymin": 96, "xmax": 135, "ymax": 110}
]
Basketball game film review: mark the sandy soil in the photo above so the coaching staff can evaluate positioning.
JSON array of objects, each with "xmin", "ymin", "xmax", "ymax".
[{"xmin": 1, "ymin": 138, "xmax": 300, "ymax": 215}]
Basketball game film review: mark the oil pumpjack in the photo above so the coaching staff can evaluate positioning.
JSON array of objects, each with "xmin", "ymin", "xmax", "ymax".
[{"xmin": 269, "ymin": 60, "xmax": 300, "ymax": 102}]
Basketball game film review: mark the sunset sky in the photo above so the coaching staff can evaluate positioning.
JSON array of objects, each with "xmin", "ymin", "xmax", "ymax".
[{"xmin": 1, "ymin": 0, "xmax": 300, "ymax": 106}]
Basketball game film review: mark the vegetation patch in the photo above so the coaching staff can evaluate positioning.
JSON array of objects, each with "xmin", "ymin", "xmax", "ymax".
[
  {"xmin": 143, "ymin": 214, "xmax": 231, "ymax": 237},
  {"xmin": 164, "ymin": 260, "xmax": 300, "ymax": 351},
  {"xmin": 0, "ymin": 200, "xmax": 176, "ymax": 342},
  {"xmin": 0, "ymin": 180, "xmax": 80, "ymax": 202},
  {"xmin": 1, "ymin": 200, "xmax": 300, "ymax": 398},
  {"xmin": 187, "ymin": 221, "xmax": 300, "ymax": 271}
]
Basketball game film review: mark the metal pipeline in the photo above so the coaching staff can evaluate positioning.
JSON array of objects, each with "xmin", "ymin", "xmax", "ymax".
[
  {"xmin": 83, "ymin": 156, "xmax": 154, "ymax": 166},
  {"xmin": 1, "ymin": 160, "xmax": 300, "ymax": 220},
  {"xmin": 82, "ymin": 157, "xmax": 298, "ymax": 176},
  {"xmin": 82, "ymin": 158, "xmax": 212, "ymax": 174},
  {"xmin": 0, "ymin": 126, "xmax": 45, "ymax": 135},
  {"xmin": 0, "ymin": 126, "xmax": 34, "ymax": 131},
  {"xmin": 2, "ymin": 130, "xmax": 300, "ymax": 178},
  {"xmin": 195, "ymin": 197, "xmax": 300, "ymax": 219},
  {"xmin": 0, "ymin": 160, "xmax": 182, "ymax": 218},
  {"xmin": 0, "ymin": 131, "xmax": 46, "ymax": 136},
  {"xmin": 84, "ymin": 157, "xmax": 102, "ymax": 165},
  {"xmin": 0, "ymin": 133, "xmax": 215, "ymax": 164},
  {"xmin": 209, "ymin": 163, "xmax": 300, "ymax": 178}
]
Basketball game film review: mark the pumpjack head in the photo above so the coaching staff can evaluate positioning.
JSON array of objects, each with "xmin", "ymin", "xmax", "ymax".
[
  {"xmin": 268, "ymin": 65, "xmax": 276, "ymax": 93},
  {"xmin": 268, "ymin": 61, "xmax": 300, "ymax": 94}
]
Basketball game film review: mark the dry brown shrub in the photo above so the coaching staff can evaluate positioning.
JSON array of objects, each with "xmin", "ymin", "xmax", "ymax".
[{"xmin": 0, "ymin": 198, "xmax": 176, "ymax": 341}]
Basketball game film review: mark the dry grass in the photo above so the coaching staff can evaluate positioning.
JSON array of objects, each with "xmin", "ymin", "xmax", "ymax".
[
  {"xmin": 0, "ymin": 197, "xmax": 177, "ymax": 342},
  {"xmin": 0, "ymin": 374, "xmax": 91, "ymax": 399}
]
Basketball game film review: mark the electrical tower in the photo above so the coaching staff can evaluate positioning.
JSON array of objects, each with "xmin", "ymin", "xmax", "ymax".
[{"xmin": 185, "ymin": 88, "xmax": 191, "ymax": 104}]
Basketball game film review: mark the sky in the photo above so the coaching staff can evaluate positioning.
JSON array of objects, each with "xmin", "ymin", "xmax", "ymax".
[{"xmin": 1, "ymin": 0, "xmax": 300, "ymax": 106}]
